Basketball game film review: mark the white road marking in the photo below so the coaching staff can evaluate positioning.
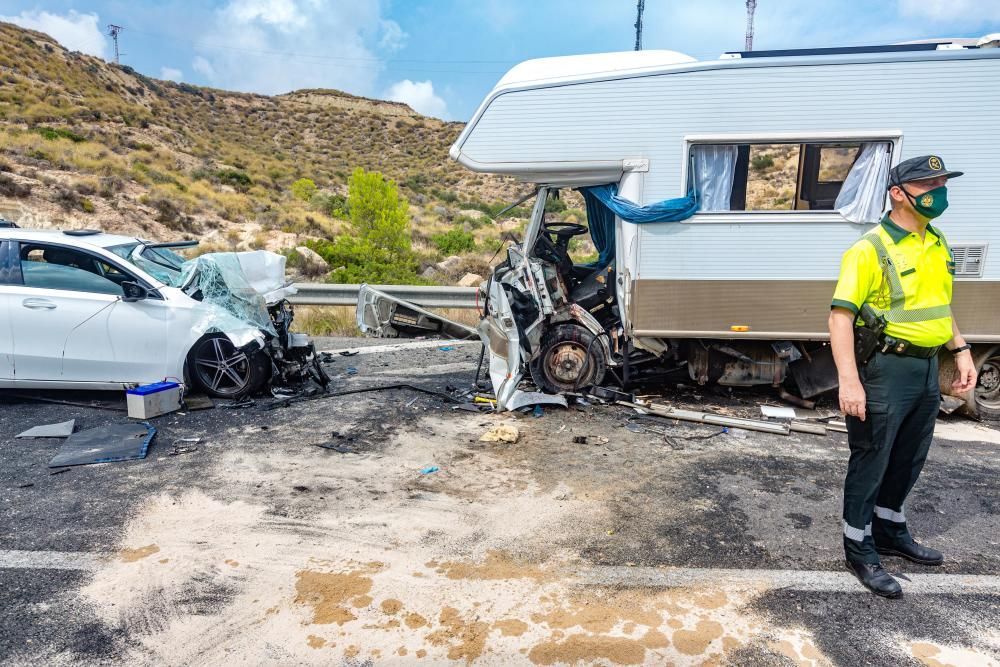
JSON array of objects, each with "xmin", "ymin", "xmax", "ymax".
[
  {"xmin": 0, "ymin": 549, "xmax": 105, "ymax": 572},
  {"xmin": 577, "ymin": 565, "xmax": 1000, "ymax": 594},
  {"xmin": 318, "ymin": 339, "xmax": 480, "ymax": 356},
  {"xmin": 4, "ymin": 549, "xmax": 1000, "ymax": 595}
]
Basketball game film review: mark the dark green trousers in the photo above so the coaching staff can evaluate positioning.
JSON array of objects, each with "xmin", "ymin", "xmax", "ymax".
[{"xmin": 843, "ymin": 351, "xmax": 940, "ymax": 564}]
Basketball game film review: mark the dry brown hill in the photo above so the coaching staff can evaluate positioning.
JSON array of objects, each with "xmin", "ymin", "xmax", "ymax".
[{"xmin": 0, "ymin": 21, "xmax": 530, "ymax": 260}]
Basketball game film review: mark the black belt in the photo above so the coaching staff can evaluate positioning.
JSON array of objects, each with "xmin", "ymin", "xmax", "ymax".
[{"xmin": 877, "ymin": 334, "xmax": 941, "ymax": 359}]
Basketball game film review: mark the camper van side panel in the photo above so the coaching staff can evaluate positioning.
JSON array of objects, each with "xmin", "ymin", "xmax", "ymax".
[{"xmin": 461, "ymin": 55, "xmax": 1000, "ymax": 339}]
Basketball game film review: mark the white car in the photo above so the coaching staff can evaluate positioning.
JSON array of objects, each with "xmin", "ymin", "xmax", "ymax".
[{"xmin": 0, "ymin": 227, "xmax": 323, "ymax": 397}]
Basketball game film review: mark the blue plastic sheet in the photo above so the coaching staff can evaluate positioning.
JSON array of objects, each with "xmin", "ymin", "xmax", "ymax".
[{"xmin": 580, "ymin": 185, "xmax": 699, "ymax": 269}]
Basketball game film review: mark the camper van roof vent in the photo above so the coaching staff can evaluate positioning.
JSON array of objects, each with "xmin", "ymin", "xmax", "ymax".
[{"xmin": 721, "ymin": 42, "xmax": 955, "ymax": 60}]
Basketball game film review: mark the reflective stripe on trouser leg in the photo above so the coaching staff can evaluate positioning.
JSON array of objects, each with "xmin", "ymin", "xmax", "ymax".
[
  {"xmin": 874, "ymin": 506, "xmax": 906, "ymax": 523},
  {"xmin": 843, "ymin": 521, "xmax": 872, "ymax": 542}
]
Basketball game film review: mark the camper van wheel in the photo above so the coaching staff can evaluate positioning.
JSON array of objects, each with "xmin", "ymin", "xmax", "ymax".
[
  {"xmin": 974, "ymin": 352, "xmax": 1000, "ymax": 420},
  {"xmin": 529, "ymin": 323, "xmax": 606, "ymax": 393}
]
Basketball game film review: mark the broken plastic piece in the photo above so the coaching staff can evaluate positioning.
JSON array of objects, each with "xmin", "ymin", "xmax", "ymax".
[
  {"xmin": 48, "ymin": 422, "xmax": 156, "ymax": 467},
  {"xmin": 506, "ymin": 391, "xmax": 568, "ymax": 411},
  {"xmin": 420, "ymin": 466, "xmax": 440, "ymax": 475},
  {"xmin": 16, "ymin": 419, "xmax": 76, "ymax": 439}
]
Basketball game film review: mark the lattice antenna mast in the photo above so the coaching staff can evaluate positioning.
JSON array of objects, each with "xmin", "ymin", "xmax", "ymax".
[
  {"xmin": 634, "ymin": 0, "xmax": 645, "ymax": 51},
  {"xmin": 108, "ymin": 24, "xmax": 122, "ymax": 64},
  {"xmin": 745, "ymin": 0, "xmax": 757, "ymax": 52}
]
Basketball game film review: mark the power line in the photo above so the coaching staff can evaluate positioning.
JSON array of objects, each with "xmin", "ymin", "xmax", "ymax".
[{"xmin": 123, "ymin": 26, "xmax": 517, "ymax": 66}]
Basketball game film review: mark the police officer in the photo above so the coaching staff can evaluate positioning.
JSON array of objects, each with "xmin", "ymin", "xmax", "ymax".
[{"xmin": 829, "ymin": 155, "xmax": 978, "ymax": 598}]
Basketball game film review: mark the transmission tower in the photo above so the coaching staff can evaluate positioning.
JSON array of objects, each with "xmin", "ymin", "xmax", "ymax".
[
  {"xmin": 108, "ymin": 24, "xmax": 122, "ymax": 64},
  {"xmin": 634, "ymin": 0, "xmax": 644, "ymax": 51},
  {"xmin": 745, "ymin": 0, "xmax": 756, "ymax": 52}
]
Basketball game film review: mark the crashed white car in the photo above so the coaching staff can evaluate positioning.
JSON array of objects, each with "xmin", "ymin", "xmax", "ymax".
[{"xmin": 0, "ymin": 228, "xmax": 324, "ymax": 398}]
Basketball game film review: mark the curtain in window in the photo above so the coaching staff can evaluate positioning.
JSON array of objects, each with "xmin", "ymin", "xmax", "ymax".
[
  {"xmin": 835, "ymin": 142, "xmax": 891, "ymax": 223},
  {"xmin": 691, "ymin": 145, "xmax": 738, "ymax": 212}
]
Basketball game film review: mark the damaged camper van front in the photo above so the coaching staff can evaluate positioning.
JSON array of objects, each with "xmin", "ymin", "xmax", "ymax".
[{"xmin": 478, "ymin": 187, "xmax": 620, "ymax": 410}]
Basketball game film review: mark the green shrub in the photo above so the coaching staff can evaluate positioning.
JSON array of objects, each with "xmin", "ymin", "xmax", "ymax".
[
  {"xmin": 304, "ymin": 237, "xmax": 432, "ymax": 285},
  {"xmin": 544, "ymin": 196, "xmax": 567, "ymax": 213},
  {"xmin": 34, "ymin": 126, "xmax": 86, "ymax": 142},
  {"xmin": 751, "ymin": 154, "xmax": 774, "ymax": 171},
  {"xmin": 431, "ymin": 228, "xmax": 476, "ymax": 255},
  {"xmin": 311, "ymin": 192, "xmax": 348, "ymax": 218},
  {"xmin": 291, "ymin": 177, "xmax": 317, "ymax": 201},
  {"xmin": 216, "ymin": 169, "xmax": 253, "ymax": 192},
  {"xmin": 80, "ymin": 197, "xmax": 95, "ymax": 213}
]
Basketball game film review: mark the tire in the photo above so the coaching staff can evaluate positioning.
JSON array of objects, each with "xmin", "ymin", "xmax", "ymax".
[
  {"xmin": 974, "ymin": 353, "xmax": 1000, "ymax": 420},
  {"xmin": 187, "ymin": 334, "xmax": 270, "ymax": 399},
  {"xmin": 529, "ymin": 323, "xmax": 606, "ymax": 394}
]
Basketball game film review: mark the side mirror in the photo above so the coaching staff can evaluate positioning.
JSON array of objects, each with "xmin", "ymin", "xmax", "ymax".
[{"xmin": 121, "ymin": 280, "xmax": 150, "ymax": 303}]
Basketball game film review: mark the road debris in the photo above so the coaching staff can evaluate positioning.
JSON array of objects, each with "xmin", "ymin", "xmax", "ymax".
[
  {"xmin": 16, "ymin": 419, "xmax": 76, "ymax": 439},
  {"xmin": 760, "ymin": 405, "xmax": 797, "ymax": 420},
  {"xmin": 48, "ymin": 423, "xmax": 156, "ymax": 468},
  {"xmin": 126, "ymin": 381, "xmax": 182, "ymax": 419},
  {"xmin": 420, "ymin": 466, "xmax": 440, "ymax": 475},
  {"xmin": 479, "ymin": 424, "xmax": 520, "ymax": 443},
  {"xmin": 183, "ymin": 394, "xmax": 215, "ymax": 411}
]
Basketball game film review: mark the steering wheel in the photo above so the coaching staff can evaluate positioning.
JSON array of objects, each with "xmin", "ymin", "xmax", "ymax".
[{"xmin": 541, "ymin": 222, "xmax": 588, "ymax": 251}]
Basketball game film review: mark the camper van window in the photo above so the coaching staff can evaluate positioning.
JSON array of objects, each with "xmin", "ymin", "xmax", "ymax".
[{"xmin": 689, "ymin": 140, "xmax": 891, "ymax": 215}]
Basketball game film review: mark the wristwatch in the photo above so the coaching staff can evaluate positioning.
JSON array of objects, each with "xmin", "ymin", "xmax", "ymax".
[{"xmin": 950, "ymin": 344, "xmax": 973, "ymax": 355}]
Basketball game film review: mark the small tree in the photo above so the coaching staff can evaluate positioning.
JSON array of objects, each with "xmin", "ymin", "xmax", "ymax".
[
  {"xmin": 347, "ymin": 167, "xmax": 410, "ymax": 255},
  {"xmin": 291, "ymin": 177, "xmax": 318, "ymax": 201}
]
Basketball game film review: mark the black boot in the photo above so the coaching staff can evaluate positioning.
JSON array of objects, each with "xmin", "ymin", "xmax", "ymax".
[
  {"xmin": 875, "ymin": 540, "xmax": 944, "ymax": 566},
  {"xmin": 845, "ymin": 560, "xmax": 903, "ymax": 598}
]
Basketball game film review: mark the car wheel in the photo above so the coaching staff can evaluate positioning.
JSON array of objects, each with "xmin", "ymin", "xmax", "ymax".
[
  {"xmin": 529, "ymin": 323, "xmax": 606, "ymax": 393},
  {"xmin": 187, "ymin": 334, "xmax": 269, "ymax": 399}
]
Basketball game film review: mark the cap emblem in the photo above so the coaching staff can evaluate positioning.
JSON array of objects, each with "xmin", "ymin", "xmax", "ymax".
[
  {"xmin": 920, "ymin": 193, "xmax": 934, "ymax": 207},
  {"xmin": 929, "ymin": 156, "xmax": 943, "ymax": 171}
]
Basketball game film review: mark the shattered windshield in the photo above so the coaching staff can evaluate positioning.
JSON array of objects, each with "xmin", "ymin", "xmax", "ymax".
[{"xmin": 108, "ymin": 243, "xmax": 186, "ymax": 285}]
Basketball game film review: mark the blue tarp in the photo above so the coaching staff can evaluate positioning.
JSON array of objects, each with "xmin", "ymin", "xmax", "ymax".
[{"xmin": 580, "ymin": 185, "xmax": 699, "ymax": 269}]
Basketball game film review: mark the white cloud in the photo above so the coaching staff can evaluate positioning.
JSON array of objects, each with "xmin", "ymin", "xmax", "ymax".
[
  {"xmin": 192, "ymin": 56, "xmax": 216, "ymax": 80},
  {"xmin": 384, "ymin": 79, "xmax": 448, "ymax": 119},
  {"xmin": 189, "ymin": 0, "xmax": 400, "ymax": 97},
  {"xmin": 898, "ymin": 0, "xmax": 1000, "ymax": 25},
  {"xmin": 378, "ymin": 19, "xmax": 407, "ymax": 52},
  {"xmin": 225, "ymin": 0, "xmax": 307, "ymax": 32},
  {"xmin": 0, "ymin": 9, "xmax": 107, "ymax": 58},
  {"xmin": 160, "ymin": 66, "xmax": 183, "ymax": 82}
]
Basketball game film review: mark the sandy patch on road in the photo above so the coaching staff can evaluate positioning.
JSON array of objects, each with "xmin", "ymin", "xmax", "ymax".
[{"xmin": 73, "ymin": 411, "xmax": 823, "ymax": 665}]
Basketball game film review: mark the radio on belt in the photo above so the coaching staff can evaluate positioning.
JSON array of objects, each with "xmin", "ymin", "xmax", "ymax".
[{"xmin": 126, "ymin": 381, "xmax": 182, "ymax": 419}]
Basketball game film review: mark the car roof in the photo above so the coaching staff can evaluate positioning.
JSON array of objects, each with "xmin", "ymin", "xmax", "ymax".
[{"xmin": 0, "ymin": 228, "xmax": 144, "ymax": 250}]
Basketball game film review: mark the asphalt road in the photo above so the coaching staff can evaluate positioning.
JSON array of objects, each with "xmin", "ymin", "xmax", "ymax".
[{"xmin": 1, "ymin": 337, "xmax": 998, "ymax": 666}]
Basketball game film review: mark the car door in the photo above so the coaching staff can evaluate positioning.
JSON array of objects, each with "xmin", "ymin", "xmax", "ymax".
[
  {"xmin": 9, "ymin": 241, "xmax": 128, "ymax": 382},
  {"xmin": 0, "ymin": 240, "xmax": 16, "ymax": 379}
]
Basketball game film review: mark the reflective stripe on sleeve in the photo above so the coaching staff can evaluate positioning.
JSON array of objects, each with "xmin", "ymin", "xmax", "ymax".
[
  {"xmin": 843, "ymin": 521, "xmax": 873, "ymax": 542},
  {"xmin": 875, "ymin": 505, "xmax": 906, "ymax": 523}
]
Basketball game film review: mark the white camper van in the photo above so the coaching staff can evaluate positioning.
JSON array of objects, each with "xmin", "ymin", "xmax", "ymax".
[{"xmin": 449, "ymin": 40, "xmax": 1000, "ymax": 415}]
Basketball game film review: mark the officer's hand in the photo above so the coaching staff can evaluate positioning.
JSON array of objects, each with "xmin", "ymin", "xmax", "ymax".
[
  {"xmin": 952, "ymin": 350, "xmax": 978, "ymax": 393},
  {"xmin": 840, "ymin": 378, "xmax": 867, "ymax": 421}
]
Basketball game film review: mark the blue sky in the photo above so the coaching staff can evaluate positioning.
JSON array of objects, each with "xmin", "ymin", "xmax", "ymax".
[{"xmin": 2, "ymin": 1, "xmax": 999, "ymax": 121}]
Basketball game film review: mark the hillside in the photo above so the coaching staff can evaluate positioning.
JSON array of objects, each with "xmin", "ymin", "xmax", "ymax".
[{"xmin": 0, "ymin": 21, "xmax": 586, "ymax": 285}]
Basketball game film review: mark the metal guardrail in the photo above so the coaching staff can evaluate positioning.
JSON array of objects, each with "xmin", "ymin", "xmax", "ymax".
[{"xmin": 289, "ymin": 283, "xmax": 479, "ymax": 309}]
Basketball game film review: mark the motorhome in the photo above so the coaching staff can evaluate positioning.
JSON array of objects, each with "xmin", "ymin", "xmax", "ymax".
[{"xmin": 448, "ymin": 38, "xmax": 1000, "ymax": 415}]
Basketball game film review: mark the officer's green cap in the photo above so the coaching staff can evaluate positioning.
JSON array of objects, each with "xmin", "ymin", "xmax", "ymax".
[{"xmin": 889, "ymin": 155, "xmax": 963, "ymax": 188}]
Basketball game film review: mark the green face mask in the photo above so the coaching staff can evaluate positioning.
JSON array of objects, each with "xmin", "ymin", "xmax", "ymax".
[{"xmin": 904, "ymin": 185, "xmax": 949, "ymax": 219}]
